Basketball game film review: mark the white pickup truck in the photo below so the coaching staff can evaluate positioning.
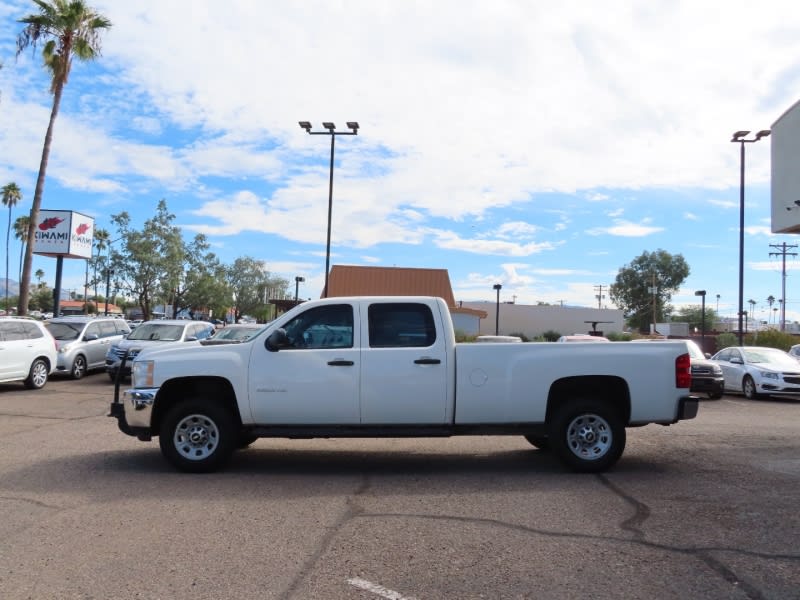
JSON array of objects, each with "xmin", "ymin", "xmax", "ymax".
[{"xmin": 109, "ymin": 296, "xmax": 698, "ymax": 473}]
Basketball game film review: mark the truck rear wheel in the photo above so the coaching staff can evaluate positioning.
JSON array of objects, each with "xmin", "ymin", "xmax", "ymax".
[
  {"xmin": 159, "ymin": 399, "xmax": 237, "ymax": 473},
  {"xmin": 549, "ymin": 399, "xmax": 625, "ymax": 472}
]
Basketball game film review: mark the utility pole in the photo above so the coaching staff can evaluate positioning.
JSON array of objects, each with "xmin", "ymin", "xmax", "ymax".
[
  {"xmin": 647, "ymin": 273, "xmax": 658, "ymax": 335},
  {"xmin": 769, "ymin": 242, "xmax": 798, "ymax": 331},
  {"xmin": 594, "ymin": 284, "xmax": 605, "ymax": 309}
]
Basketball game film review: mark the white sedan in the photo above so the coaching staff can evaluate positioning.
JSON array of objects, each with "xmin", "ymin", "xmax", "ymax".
[{"xmin": 711, "ymin": 346, "xmax": 800, "ymax": 399}]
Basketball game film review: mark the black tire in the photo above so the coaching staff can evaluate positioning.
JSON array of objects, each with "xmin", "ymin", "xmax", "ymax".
[
  {"xmin": 548, "ymin": 399, "xmax": 626, "ymax": 473},
  {"xmin": 742, "ymin": 375, "xmax": 760, "ymax": 400},
  {"xmin": 708, "ymin": 392, "xmax": 723, "ymax": 400},
  {"xmin": 524, "ymin": 435, "xmax": 550, "ymax": 450},
  {"xmin": 71, "ymin": 355, "xmax": 87, "ymax": 380},
  {"xmin": 159, "ymin": 398, "xmax": 237, "ymax": 473},
  {"xmin": 24, "ymin": 358, "xmax": 50, "ymax": 390}
]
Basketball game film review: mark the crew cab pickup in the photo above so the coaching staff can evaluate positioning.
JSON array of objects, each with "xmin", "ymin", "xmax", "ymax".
[{"xmin": 109, "ymin": 296, "xmax": 698, "ymax": 473}]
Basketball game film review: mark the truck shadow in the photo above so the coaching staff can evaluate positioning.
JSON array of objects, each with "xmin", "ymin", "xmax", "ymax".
[{"xmin": 1, "ymin": 443, "xmax": 669, "ymax": 504}]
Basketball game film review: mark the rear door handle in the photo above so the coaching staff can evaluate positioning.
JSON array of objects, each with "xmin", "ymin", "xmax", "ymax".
[
  {"xmin": 328, "ymin": 360, "xmax": 354, "ymax": 366},
  {"xmin": 414, "ymin": 358, "xmax": 441, "ymax": 365}
]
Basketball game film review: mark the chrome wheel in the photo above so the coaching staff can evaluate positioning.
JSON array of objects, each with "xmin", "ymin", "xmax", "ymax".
[
  {"xmin": 565, "ymin": 413, "xmax": 613, "ymax": 461},
  {"xmin": 25, "ymin": 359, "xmax": 49, "ymax": 389},
  {"xmin": 173, "ymin": 413, "xmax": 221, "ymax": 461},
  {"xmin": 71, "ymin": 355, "xmax": 87, "ymax": 380},
  {"xmin": 743, "ymin": 376, "xmax": 758, "ymax": 400}
]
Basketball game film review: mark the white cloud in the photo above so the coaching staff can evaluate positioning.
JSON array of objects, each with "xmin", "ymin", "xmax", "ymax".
[{"xmin": 586, "ymin": 219, "xmax": 664, "ymax": 237}]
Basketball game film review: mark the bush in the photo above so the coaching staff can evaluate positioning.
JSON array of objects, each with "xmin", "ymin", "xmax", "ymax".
[
  {"xmin": 744, "ymin": 329, "xmax": 798, "ymax": 351},
  {"xmin": 509, "ymin": 332, "xmax": 530, "ymax": 342},
  {"xmin": 454, "ymin": 329, "xmax": 477, "ymax": 343},
  {"xmin": 540, "ymin": 330, "xmax": 561, "ymax": 342},
  {"xmin": 606, "ymin": 331, "xmax": 633, "ymax": 341},
  {"xmin": 715, "ymin": 332, "xmax": 737, "ymax": 351}
]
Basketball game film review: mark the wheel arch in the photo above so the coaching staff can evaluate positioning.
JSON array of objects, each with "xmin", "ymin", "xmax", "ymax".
[
  {"xmin": 151, "ymin": 377, "xmax": 243, "ymax": 436},
  {"xmin": 546, "ymin": 375, "xmax": 631, "ymax": 425}
]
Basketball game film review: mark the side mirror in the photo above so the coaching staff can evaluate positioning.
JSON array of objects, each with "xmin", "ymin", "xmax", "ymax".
[
  {"xmin": 704, "ymin": 353, "xmax": 711, "ymax": 359},
  {"xmin": 266, "ymin": 328, "xmax": 290, "ymax": 352},
  {"xmin": 84, "ymin": 333, "xmax": 99, "ymax": 341},
  {"xmin": 730, "ymin": 357, "xmax": 744, "ymax": 364},
  {"xmin": 185, "ymin": 336, "xmax": 198, "ymax": 342}
]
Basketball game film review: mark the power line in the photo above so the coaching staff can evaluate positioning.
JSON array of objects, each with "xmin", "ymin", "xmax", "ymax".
[
  {"xmin": 768, "ymin": 242, "xmax": 798, "ymax": 331},
  {"xmin": 594, "ymin": 284, "xmax": 606, "ymax": 309}
]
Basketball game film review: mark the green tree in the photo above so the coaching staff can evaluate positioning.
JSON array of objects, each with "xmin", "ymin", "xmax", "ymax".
[
  {"xmin": 15, "ymin": 0, "xmax": 111, "ymax": 315},
  {"xmin": 91, "ymin": 227, "xmax": 109, "ymax": 301},
  {"xmin": 168, "ymin": 233, "xmax": 225, "ymax": 319},
  {"xmin": 672, "ymin": 305, "xmax": 718, "ymax": 332},
  {"xmin": 2, "ymin": 182, "xmax": 22, "ymax": 313},
  {"xmin": 609, "ymin": 249, "xmax": 690, "ymax": 332},
  {"xmin": 13, "ymin": 215, "xmax": 30, "ymax": 284},
  {"xmin": 226, "ymin": 257, "xmax": 288, "ymax": 323},
  {"xmin": 110, "ymin": 200, "xmax": 183, "ymax": 321}
]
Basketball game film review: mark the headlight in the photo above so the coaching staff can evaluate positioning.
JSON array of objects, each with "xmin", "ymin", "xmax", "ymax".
[
  {"xmin": 132, "ymin": 360, "xmax": 155, "ymax": 387},
  {"xmin": 759, "ymin": 371, "xmax": 779, "ymax": 380},
  {"xmin": 59, "ymin": 344, "xmax": 72, "ymax": 354},
  {"xmin": 712, "ymin": 366, "xmax": 723, "ymax": 375}
]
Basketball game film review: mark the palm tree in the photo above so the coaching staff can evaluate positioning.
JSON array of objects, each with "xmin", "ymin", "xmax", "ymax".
[
  {"xmin": 748, "ymin": 299, "xmax": 756, "ymax": 325},
  {"xmin": 14, "ymin": 215, "xmax": 30, "ymax": 285},
  {"xmin": 2, "ymin": 182, "xmax": 22, "ymax": 312},
  {"xmin": 766, "ymin": 295, "xmax": 775, "ymax": 323},
  {"xmin": 92, "ymin": 227, "xmax": 109, "ymax": 301},
  {"xmin": 15, "ymin": 0, "xmax": 111, "ymax": 316}
]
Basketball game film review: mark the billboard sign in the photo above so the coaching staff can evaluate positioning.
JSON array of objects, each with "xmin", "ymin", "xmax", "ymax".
[
  {"xmin": 33, "ymin": 210, "xmax": 94, "ymax": 259},
  {"xmin": 771, "ymin": 99, "xmax": 800, "ymax": 234}
]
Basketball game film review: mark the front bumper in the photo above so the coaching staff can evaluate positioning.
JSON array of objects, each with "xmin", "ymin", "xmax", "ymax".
[
  {"xmin": 691, "ymin": 376, "xmax": 725, "ymax": 396},
  {"xmin": 108, "ymin": 387, "xmax": 159, "ymax": 439}
]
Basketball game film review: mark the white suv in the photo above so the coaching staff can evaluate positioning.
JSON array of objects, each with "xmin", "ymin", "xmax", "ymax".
[{"xmin": 0, "ymin": 317, "xmax": 58, "ymax": 389}]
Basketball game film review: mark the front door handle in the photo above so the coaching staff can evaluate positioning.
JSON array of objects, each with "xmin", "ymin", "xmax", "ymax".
[
  {"xmin": 328, "ymin": 360, "xmax": 354, "ymax": 366},
  {"xmin": 414, "ymin": 358, "xmax": 441, "ymax": 365}
]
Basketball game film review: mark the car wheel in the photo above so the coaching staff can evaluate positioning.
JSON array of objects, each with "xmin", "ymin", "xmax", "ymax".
[
  {"xmin": 523, "ymin": 435, "xmax": 550, "ymax": 450},
  {"xmin": 548, "ymin": 399, "xmax": 626, "ymax": 473},
  {"xmin": 71, "ymin": 355, "xmax": 87, "ymax": 380},
  {"xmin": 159, "ymin": 399, "xmax": 237, "ymax": 473},
  {"xmin": 708, "ymin": 392, "xmax": 723, "ymax": 400},
  {"xmin": 742, "ymin": 375, "xmax": 760, "ymax": 400},
  {"xmin": 24, "ymin": 358, "xmax": 49, "ymax": 390}
]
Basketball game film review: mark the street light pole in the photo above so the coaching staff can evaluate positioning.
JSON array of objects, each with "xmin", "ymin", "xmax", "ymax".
[
  {"xmin": 294, "ymin": 276, "xmax": 305, "ymax": 302},
  {"xmin": 731, "ymin": 129, "xmax": 770, "ymax": 345},
  {"xmin": 695, "ymin": 290, "xmax": 706, "ymax": 350},
  {"xmin": 493, "ymin": 283, "xmax": 502, "ymax": 335},
  {"xmin": 298, "ymin": 121, "xmax": 359, "ymax": 298}
]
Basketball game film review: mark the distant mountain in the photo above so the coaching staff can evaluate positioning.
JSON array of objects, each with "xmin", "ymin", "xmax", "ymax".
[{"xmin": 1, "ymin": 278, "xmax": 20, "ymax": 297}]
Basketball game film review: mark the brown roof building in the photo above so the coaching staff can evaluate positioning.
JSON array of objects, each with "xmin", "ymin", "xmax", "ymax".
[{"xmin": 325, "ymin": 265, "xmax": 487, "ymax": 328}]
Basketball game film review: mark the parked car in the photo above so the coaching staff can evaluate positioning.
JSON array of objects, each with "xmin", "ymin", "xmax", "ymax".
[
  {"xmin": 46, "ymin": 316, "xmax": 131, "ymax": 379},
  {"xmin": 789, "ymin": 344, "xmax": 800, "ymax": 360},
  {"xmin": 711, "ymin": 346, "xmax": 800, "ymax": 399},
  {"xmin": 633, "ymin": 339, "xmax": 724, "ymax": 399},
  {"xmin": 0, "ymin": 317, "xmax": 58, "ymax": 389},
  {"xmin": 105, "ymin": 319, "xmax": 215, "ymax": 381},
  {"xmin": 201, "ymin": 323, "xmax": 264, "ymax": 345}
]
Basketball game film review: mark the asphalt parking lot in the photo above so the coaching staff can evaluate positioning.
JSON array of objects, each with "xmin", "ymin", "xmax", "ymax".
[{"xmin": 0, "ymin": 374, "xmax": 798, "ymax": 599}]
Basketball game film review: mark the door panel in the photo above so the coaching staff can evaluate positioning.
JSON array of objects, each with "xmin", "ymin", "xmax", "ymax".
[
  {"xmin": 248, "ymin": 303, "xmax": 360, "ymax": 424},
  {"xmin": 360, "ymin": 302, "xmax": 448, "ymax": 424}
]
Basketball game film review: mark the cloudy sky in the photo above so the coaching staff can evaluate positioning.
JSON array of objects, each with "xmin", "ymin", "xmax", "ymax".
[{"xmin": 1, "ymin": 0, "xmax": 800, "ymax": 324}]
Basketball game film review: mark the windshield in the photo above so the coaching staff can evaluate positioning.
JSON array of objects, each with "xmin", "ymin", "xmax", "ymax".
[
  {"xmin": 127, "ymin": 323, "xmax": 185, "ymax": 341},
  {"xmin": 212, "ymin": 326, "xmax": 261, "ymax": 341},
  {"xmin": 742, "ymin": 348, "xmax": 798, "ymax": 368},
  {"xmin": 46, "ymin": 322, "xmax": 82, "ymax": 341}
]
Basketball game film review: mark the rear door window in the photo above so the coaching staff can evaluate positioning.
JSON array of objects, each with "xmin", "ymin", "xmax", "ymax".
[{"xmin": 368, "ymin": 303, "xmax": 436, "ymax": 348}]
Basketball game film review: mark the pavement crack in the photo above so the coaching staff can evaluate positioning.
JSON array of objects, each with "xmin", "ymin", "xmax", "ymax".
[
  {"xmin": 597, "ymin": 473, "xmax": 650, "ymax": 541},
  {"xmin": 279, "ymin": 476, "xmax": 371, "ymax": 600}
]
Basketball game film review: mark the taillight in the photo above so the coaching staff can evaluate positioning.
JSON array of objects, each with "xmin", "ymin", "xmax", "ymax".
[{"xmin": 676, "ymin": 353, "xmax": 691, "ymax": 388}]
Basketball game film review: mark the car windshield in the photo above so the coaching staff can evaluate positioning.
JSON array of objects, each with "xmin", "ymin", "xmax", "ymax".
[
  {"xmin": 127, "ymin": 323, "xmax": 184, "ymax": 341},
  {"xmin": 212, "ymin": 326, "xmax": 260, "ymax": 341},
  {"xmin": 742, "ymin": 348, "xmax": 798, "ymax": 368},
  {"xmin": 46, "ymin": 322, "xmax": 82, "ymax": 341}
]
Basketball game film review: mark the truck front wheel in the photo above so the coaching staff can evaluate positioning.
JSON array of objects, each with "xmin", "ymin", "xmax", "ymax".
[
  {"xmin": 549, "ymin": 400, "xmax": 625, "ymax": 473},
  {"xmin": 159, "ymin": 399, "xmax": 237, "ymax": 473}
]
